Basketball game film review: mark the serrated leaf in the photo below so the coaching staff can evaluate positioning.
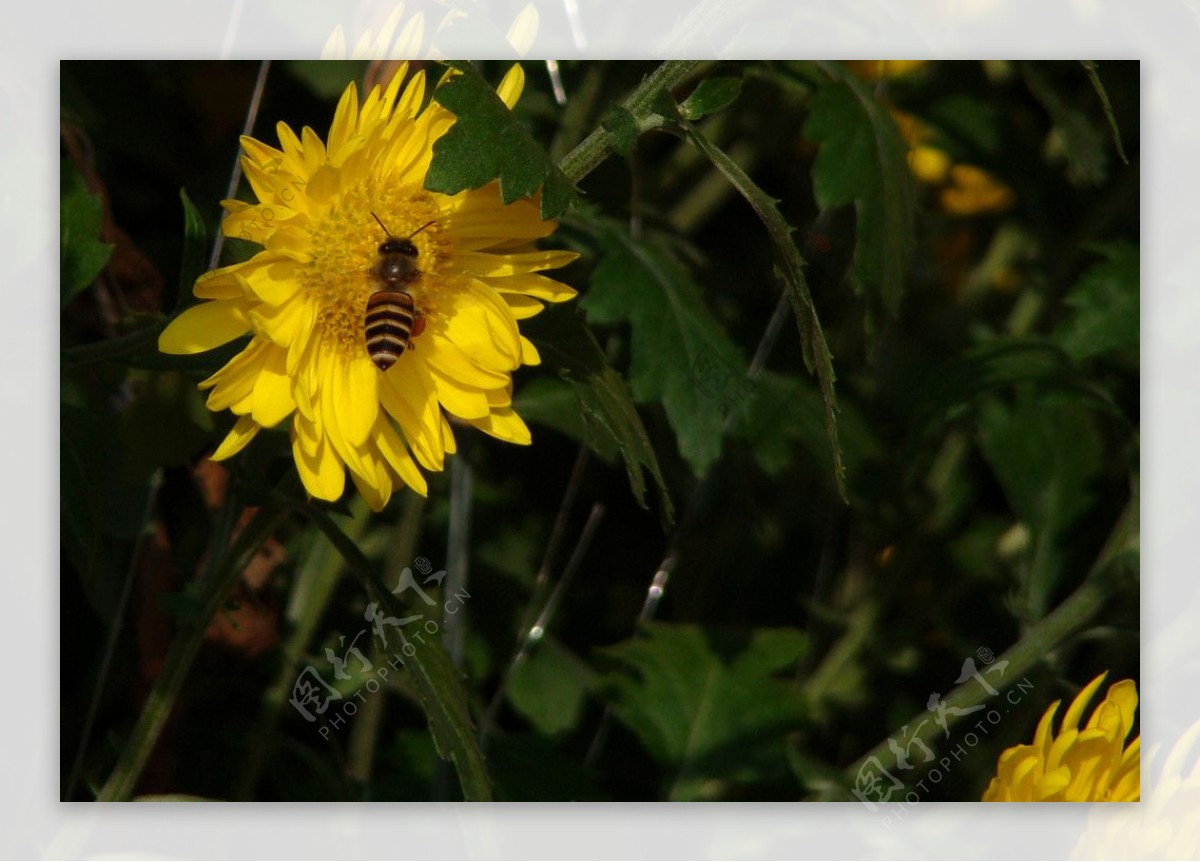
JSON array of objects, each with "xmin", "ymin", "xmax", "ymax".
[
  {"xmin": 581, "ymin": 218, "xmax": 748, "ymax": 477},
  {"xmin": 684, "ymin": 125, "xmax": 846, "ymax": 499},
  {"xmin": 679, "ymin": 75, "xmax": 742, "ymax": 120},
  {"xmin": 733, "ymin": 371, "xmax": 878, "ymax": 485},
  {"xmin": 1080, "ymin": 61, "xmax": 1130, "ymax": 165},
  {"xmin": 522, "ymin": 305, "xmax": 673, "ymax": 523},
  {"xmin": 1054, "ymin": 242, "xmax": 1138, "ymax": 362},
  {"xmin": 514, "ymin": 376, "xmax": 617, "ymax": 462},
  {"xmin": 297, "ymin": 502, "xmax": 492, "ymax": 800},
  {"xmin": 61, "ymin": 159, "xmax": 114, "ymax": 308},
  {"xmin": 506, "ymin": 636, "xmax": 597, "ymax": 735},
  {"xmin": 805, "ymin": 62, "xmax": 916, "ymax": 335},
  {"xmin": 599, "ymin": 623, "xmax": 807, "ymax": 800},
  {"xmin": 426, "ymin": 63, "xmax": 577, "ymax": 218}
]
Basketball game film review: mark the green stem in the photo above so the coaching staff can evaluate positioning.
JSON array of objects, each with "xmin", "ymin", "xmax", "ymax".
[
  {"xmin": 557, "ymin": 60, "xmax": 702, "ymax": 184},
  {"xmin": 231, "ymin": 497, "xmax": 374, "ymax": 800},
  {"xmin": 293, "ymin": 498, "xmax": 493, "ymax": 802},
  {"xmin": 97, "ymin": 494, "xmax": 290, "ymax": 801},
  {"xmin": 840, "ymin": 495, "xmax": 1138, "ymax": 794},
  {"xmin": 347, "ymin": 492, "xmax": 426, "ymax": 791}
]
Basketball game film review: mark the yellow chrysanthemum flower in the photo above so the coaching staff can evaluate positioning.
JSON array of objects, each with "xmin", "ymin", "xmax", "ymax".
[
  {"xmin": 983, "ymin": 672, "xmax": 1140, "ymax": 802},
  {"xmin": 159, "ymin": 64, "xmax": 578, "ymax": 511}
]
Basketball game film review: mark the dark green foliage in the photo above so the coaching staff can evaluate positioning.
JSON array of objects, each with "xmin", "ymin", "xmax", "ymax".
[
  {"xmin": 582, "ymin": 217, "xmax": 748, "ymax": 477},
  {"xmin": 427, "ymin": 62, "xmax": 577, "ymax": 218},
  {"xmin": 60, "ymin": 60, "xmax": 1139, "ymax": 804},
  {"xmin": 61, "ymin": 159, "xmax": 114, "ymax": 308},
  {"xmin": 804, "ymin": 62, "xmax": 916, "ymax": 336}
]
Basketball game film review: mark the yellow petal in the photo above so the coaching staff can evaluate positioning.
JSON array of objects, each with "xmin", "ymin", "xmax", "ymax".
[
  {"xmin": 333, "ymin": 355, "xmax": 380, "ymax": 447},
  {"xmin": 468, "ymin": 406, "xmax": 531, "ymax": 445},
  {"xmin": 292, "ymin": 421, "xmax": 345, "ymax": 501},
  {"xmin": 350, "ymin": 467, "xmax": 390, "ymax": 513},
  {"xmin": 483, "ymin": 271, "xmax": 578, "ymax": 302},
  {"xmin": 496, "ymin": 63, "xmax": 525, "ymax": 109},
  {"xmin": 377, "ymin": 419, "xmax": 429, "ymax": 496},
  {"xmin": 320, "ymin": 362, "xmax": 370, "ymax": 479},
  {"xmin": 380, "ymin": 364, "xmax": 444, "ymax": 472},
  {"xmin": 456, "ymin": 249, "xmax": 580, "ymax": 278},
  {"xmin": 519, "ymin": 335, "xmax": 540, "ymax": 365},
  {"xmin": 1094, "ymin": 680, "xmax": 1138, "ymax": 738},
  {"xmin": 327, "ymin": 82, "xmax": 360, "ymax": 161},
  {"xmin": 211, "ymin": 415, "xmax": 261, "ymax": 460},
  {"xmin": 250, "ymin": 292, "xmax": 314, "ymax": 349},
  {"xmin": 438, "ymin": 280, "xmax": 522, "ymax": 369},
  {"xmin": 221, "ymin": 203, "xmax": 300, "ymax": 245},
  {"xmin": 202, "ymin": 340, "xmax": 269, "ymax": 410},
  {"xmin": 250, "ymin": 347, "xmax": 297, "ymax": 427},
  {"xmin": 1033, "ymin": 700, "xmax": 1062, "ymax": 756},
  {"xmin": 395, "ymin": 68, "xmax": 425, "ymax": 120},
  {"xmin": 1063, "ymin": 673, "xmax": 1109, "ymax": 734},
  {"xmin": 194, "ymin": 264, "xmax": 251, "ymax": 300},
  {"xmin": 422, "ymin": 330, "xmax": 511, "ymax": 388},
  {"xmin": 502, "ymin": 293, "xmax": 545, "ymax": 320},
  {"xmin": 430, "ymin": 367, "xmax": 491, "ymax": 419},
  {"xmin": 159, "ymin": 300, "xmax": 251, "ymax": 354}
]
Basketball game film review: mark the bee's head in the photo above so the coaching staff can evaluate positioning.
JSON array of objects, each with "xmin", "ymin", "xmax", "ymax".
[{"xmin": 379, "ymin": 237, "xmax": 418, "ymax": 257}]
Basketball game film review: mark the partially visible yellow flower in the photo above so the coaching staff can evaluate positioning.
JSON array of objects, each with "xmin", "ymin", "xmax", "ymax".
[
  {"xmin": 891, "ymin": 107, "xmax": 1014, "ymax": 216},
  {"xmin": 159, "ymin": 64, "xmax": 578, "ymax": 511},
  {"xmin": 983, "ymin": 673, "xmax": 1140, "ymax": 802},
  {"xmin": 940, "ymin": 164, "xmax": 1016, "ymax": 216},
  {"xmin": 1072, "ymin": 716, "xmax": 1200, "ymax": 858},
  {"xmin": 845, "ymin": 60, "xmax": 929, "ymax": 82}
]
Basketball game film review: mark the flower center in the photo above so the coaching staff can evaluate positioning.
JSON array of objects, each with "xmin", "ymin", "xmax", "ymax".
[{"xmin": 304, "ymin": 181, "xmax": 452, "ymax": 360}]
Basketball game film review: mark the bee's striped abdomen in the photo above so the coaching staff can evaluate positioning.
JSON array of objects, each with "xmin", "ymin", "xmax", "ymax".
[{"xmin": 365, "ymin": 290, "xmax": 417, "ymax": 371}]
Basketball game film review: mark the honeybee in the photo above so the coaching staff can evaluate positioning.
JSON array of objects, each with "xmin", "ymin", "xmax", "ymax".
[{"xmin": 365, "ymin": 213, "xmax": 434, "ymax": 371}]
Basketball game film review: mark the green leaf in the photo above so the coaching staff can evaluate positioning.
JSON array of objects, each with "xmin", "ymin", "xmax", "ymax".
[
  {"xmin": 581, "ymin": 218, "xmax": 748, "ymax": 477},
  {"xmin": 1080, "ymin": 61, "xmax": 1130, "ymax": 166},
  {"xmin": 679, "ymin": 75, "xmax": 743, "ymax": 120},
  {"xmin": 61, "ymin": 381, "xmax": 153, "ymax": 624},
  {"xmin": 599, "ymin": 623, "xmax": 807, "ymax": 800},
  {"xmin": 684, "ymin": 125, "xmax": 846, "ymax": 499},
  {"xmin": 805, "ymin": 62, "xmax": 916, "ymax": 335},
  {"xmin": 522, "ymin": 305, "xmax": 673, "ymax": 523},
  {"xmin": 977, "ymin": 391, "xmax": 1108, "ymax": 618},
  {"xmin": 61, "ymin": 159, "xmax": 114, "ymax": 309},
  {"xmin": 488, "ymin": 734, "xmax": 608, "ymax": 801},
  {"xmin": 734, "ymin": 371, "xmax": 878, "ymax": 487},
  {"xmin": 1023, "ymin": 62, "xmax": 1109, "ymax": 187},
  {"xmin": 514, "ymin": 376, "xmax": 617, "ymax": 462},
  {"xmin": 426, "ymin": 63, "xmax": 577, "ymax": 219},
  {"xmin": 176, "ymin": 189, "xmax": 209, "ymax": 312},
  {"xmin": 1054, "ymin": 242, "xmax": 1139, "ymax": 362},
  {"xmin": 910, "ymin": 338, "xmax": 1123, "ymax": 441},
  {"xmin": 506, "ymin": 637, "xmax": 597, "ymax": 736},
  {"xmin": 118, "ymin": 370, "xmax": 214, "ymax": 480}
]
